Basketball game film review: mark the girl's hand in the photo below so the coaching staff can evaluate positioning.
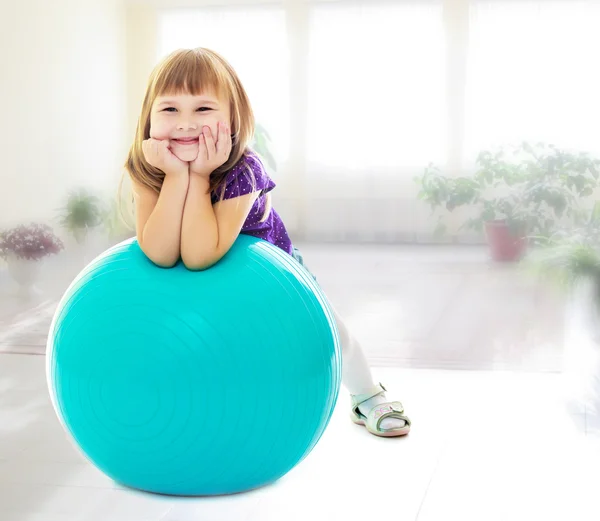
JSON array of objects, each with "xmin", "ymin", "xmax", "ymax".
[
  {"xmin": 142, "ymin": 138, "xmax": 189, "ymax": 178},
  {"xmin": 190, "ymin": 122, "xmax": 232, "ymax": 179}
]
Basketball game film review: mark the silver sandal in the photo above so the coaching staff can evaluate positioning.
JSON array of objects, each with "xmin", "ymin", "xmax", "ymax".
[{"xmin": 350, "ymin": 383, "xmax": 411, "ymax": 437}]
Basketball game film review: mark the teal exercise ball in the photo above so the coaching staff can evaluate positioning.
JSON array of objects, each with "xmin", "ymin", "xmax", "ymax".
[{"xmin": 46, "ymin": 235, "xmax": 341, "ymax": 496}]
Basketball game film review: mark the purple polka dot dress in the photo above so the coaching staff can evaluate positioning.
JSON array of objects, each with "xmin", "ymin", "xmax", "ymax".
[{"xmin": 211, "ymin": 151, "xmax": 294, "ymax": 256}]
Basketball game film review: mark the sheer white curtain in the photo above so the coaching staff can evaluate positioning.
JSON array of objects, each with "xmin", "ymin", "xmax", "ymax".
[
  {"xmin": 156, "ymin": 0, "xmax": 600, "ymax": 242},
  {"xmin": 156, "ymin": 2, "xmax": 445, "ymax": 241},
  {"xmin": 306, "ymin": 0, "xmax": 446, "ymax": 182},
  {"xmin": 158, "ymin": 6, "xmax": 290, "ymax": 163},
  {"xmin": 465, "ymin": 0, "xmax": 600, "ymax": 159},
  {"xmin": 301, "ymin": 1, "xmax": 445, "ymax": 240}
]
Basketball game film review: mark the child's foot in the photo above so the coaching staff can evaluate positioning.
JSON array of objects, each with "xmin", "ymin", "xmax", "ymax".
[
  {"xmin": 350, "ymin": 383, "xmax": 411, "ymax": 437},
  {"xmin": 358, "ymin": 394, "xmax": 407, "ymax": 431}
]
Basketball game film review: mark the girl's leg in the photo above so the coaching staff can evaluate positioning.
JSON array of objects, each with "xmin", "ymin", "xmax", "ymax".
[
  {"xmin": 332, "ymin": 307, "xmax": 374, "ymax": 393},
  {"xmin": 289, "ymin": 247, "xmax": 409, "ymax": 434},
  {"xmin": 332, "ymin": 307, "xmax": 408, "ymax": 431}
]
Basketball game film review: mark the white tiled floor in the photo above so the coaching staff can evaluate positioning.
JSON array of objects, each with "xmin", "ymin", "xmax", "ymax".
[
  {"xmin": 1, "ymin": 242, "xmax": 599, "ymax": 520},
  {"xmin": 0, "ymin": 241, "xmax": 565, "ymax": 371},
  {"xmin": 1, "ymin": 355, "xmax": 600, "ymax": 521}
]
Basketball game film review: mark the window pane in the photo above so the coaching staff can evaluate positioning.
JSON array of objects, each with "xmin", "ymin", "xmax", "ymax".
[
  {"xmin": 158, "ymin": 6, "xmax": 290, "ymax": 162},
  {"xmin": 307, "ymin": 1, "xmax": 446, "ymax": 171},
  {"xmin": 466, "ymin": 0, "xmax": 600, "ymax": 157}
]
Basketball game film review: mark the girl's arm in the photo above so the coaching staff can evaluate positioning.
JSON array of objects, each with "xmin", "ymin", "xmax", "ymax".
[
  {"xmin": 132, "ymin": 138, "xmax": 190, "ymax": 268},
  {"xmin": 133, "ymin": 174, "xmax": 189, "ymax": 268},
  {"xmin": 180, "ymin": 173, "xmax": 258, "ymax": 270}
]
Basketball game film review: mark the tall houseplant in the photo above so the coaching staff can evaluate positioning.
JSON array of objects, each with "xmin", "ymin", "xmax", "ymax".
[{"xmin": 415, "ymin": 142, "xmax": 600, "ymax": 261}]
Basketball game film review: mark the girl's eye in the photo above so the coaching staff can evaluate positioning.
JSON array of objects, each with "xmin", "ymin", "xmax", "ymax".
[{"xmin": 161, "ymin": 107, "xmax": 211, "ymax": 113}]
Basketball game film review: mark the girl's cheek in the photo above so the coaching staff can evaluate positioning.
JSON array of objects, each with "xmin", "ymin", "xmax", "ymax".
[{"xmin": 149, "ymin": 120, "xmax": 170, "ymax": 140}]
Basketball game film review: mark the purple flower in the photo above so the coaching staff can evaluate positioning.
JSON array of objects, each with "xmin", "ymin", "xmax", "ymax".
[{"xmin": 0, "ymin": 223, "xmax": 64, "ymax": 261}]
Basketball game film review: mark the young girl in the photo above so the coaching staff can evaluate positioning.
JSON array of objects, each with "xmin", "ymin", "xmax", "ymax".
[{"xmin": 124, "ymin": 47, "xmax": 411, "ymax": 437}]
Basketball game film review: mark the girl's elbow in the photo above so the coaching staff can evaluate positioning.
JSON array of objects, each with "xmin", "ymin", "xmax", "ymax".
[
  {"xmin": 139, "ymin": 242, "xmax": 179, "ymax": 268},
  {"xmin": 181, "ymin": 251, "xmax": 221, "ymax": 271},
  {"xmin": 181, "ymin": 256, "xmax": 211, "ymax": 271},
  {"xmin": 152, "ymin": 257, "xmax": 179, "ymax": 269}
]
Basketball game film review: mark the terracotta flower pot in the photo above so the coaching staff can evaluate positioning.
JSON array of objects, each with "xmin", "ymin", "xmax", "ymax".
[{"xmin": 484, "ymin": 220, "xmax": 527, "ymax": 262}]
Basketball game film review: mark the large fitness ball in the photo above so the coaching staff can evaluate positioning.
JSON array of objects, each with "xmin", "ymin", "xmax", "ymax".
[{"xmin": 46, "ymin": 235, "xmax": 341, "ymax": 496}]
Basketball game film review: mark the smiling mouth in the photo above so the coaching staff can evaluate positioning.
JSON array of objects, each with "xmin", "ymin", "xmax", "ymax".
[{"xmin": 172, "ymin": 138, "xmax": 199, "ymax": 145}]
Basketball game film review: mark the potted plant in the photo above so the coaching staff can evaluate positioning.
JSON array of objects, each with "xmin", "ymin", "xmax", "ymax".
[
  {"xmin": 0, "ymin": 222, "xmax": 64, "ymax": 294},
  {"xmin": 415, "ymin": 142, "xmax": 600, "ymax": 261},
  {"xmin": 57, "ymin": 188, "xmax": 105, "ymax": 244}
]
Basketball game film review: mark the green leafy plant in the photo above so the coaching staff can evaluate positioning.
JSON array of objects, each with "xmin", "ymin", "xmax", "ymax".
[
  {"xmin": 58, "ymin": 188, "xmax": 105, "ymax": 242},
  {"xmin": 532, "ymin": 203, "xmax": 600, "ymax": 303},
  {"xmin": 415, "ymin": 142, "xmax": 600, "ymax": 240}
]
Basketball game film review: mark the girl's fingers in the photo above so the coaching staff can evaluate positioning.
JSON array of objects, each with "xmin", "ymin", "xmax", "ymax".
[
  {"xmin": 161, "ymin": 139, "xmax": 174, "ymax": 157},
  {"xmin": 198, "ymin": 133, "xmax": 208, "ymax": 162},
  {"xmin": 203, "ymin": 126, "xmax": 216, "ymax": 157},
  {"xmin": 216, "ymin": 122, "xmax": 231, "ymax": 158}
]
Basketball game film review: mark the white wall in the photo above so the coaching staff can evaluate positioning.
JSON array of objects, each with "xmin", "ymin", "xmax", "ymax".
[
  {"xmin": 0, "ymin": 0, "xmax": 127, "ymax": 229},
  {"xmin": 125, "ymin": 3, "xmax": 159, "ymax": 144}
]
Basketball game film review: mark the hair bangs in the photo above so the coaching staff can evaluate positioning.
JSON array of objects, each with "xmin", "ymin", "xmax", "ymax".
[{"xmin": 153, "ymin": 50, "xmax": 229, "ymax": 100}]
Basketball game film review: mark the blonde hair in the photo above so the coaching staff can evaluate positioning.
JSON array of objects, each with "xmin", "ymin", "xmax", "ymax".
[{"xmin": 124, "ymin": 47, "xmax": 255, "ymax": 197}]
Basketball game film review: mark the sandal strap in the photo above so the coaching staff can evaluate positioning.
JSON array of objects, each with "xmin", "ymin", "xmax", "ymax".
[
  {"xmin": 367, "ymin": 401, "xmax": 411, "ymax": 433},
  {"xmin": 350, "ymin": 382, "xmax": 387, "ymax": 409}
]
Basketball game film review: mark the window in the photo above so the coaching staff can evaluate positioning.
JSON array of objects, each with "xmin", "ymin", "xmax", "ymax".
[
  {"xmin": 306, "ymin": 1, "xmax": 446, "ymax": 171},
  {"xmin": 465, "ymin": 0, "xmax": 600, "ymax": 158},
  {"xmin": 155, "ymin": 1, "xmax": 600, "ymax": 238}
]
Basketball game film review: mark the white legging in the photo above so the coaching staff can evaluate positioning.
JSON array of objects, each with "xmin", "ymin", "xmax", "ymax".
[
  {"xmin": 332, "ymin": 307, "xmax": 376, "ymax": 396},
  {"xmin": 295, "ymin": 249, "xmax": 376, "ymax": 395}
]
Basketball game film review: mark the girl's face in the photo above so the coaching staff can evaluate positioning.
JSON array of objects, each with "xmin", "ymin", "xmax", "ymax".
[{"xmin": 149, "ymin": 91, "xmax": 231, "ymax": 162}]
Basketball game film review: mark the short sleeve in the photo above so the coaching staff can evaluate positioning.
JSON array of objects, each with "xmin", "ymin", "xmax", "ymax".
[{"xmin": 212, "ymin": 152, "xmax": 275, "ymax": 203}]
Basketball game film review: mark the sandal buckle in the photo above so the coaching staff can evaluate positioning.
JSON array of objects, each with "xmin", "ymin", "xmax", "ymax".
[{"xmin": 373, "ymin": 405, "xmax": 394, "ymax": 419}]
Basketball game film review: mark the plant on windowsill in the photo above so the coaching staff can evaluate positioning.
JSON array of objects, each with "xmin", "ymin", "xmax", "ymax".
[{"xmin": 414, "ymin": 142, "xmax": 600, "ymax": 262}]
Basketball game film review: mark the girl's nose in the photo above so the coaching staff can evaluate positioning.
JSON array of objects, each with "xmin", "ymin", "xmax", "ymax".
[{"xmin": 176, "ymin": 120, "xmax": 197, "ymax": 131}]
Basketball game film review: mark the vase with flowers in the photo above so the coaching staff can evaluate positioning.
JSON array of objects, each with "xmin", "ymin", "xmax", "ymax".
[{"xmin": 0, "ymin": 223, "xmax": 64, "ymax": 294}]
